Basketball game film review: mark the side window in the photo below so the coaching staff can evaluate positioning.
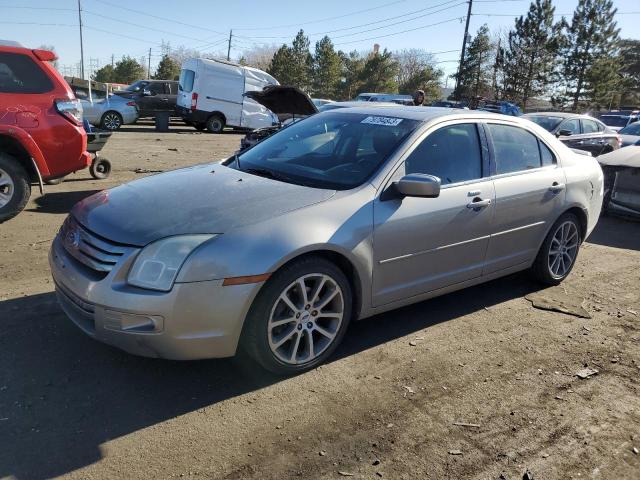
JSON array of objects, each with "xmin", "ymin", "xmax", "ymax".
[
  {"xmin": 488, "ymin": 124, "xmax": 542, "ymax": 174},
  {"xmin": 558, "ymin": 118, "xmax": 580, "ymax": 135},
  {"xmin": 404, "ymin": 123, "xmax": 482, "ymax": 185},
  {"xmin": 539, "ymin": 141, "xmax": 555, "ymax": 167},
  {"xmin": 0, "ymin": 52, "xmax": 54, "ymax": 93},
  {"xmin": 582, "ymin": 119, "xmax": 600, "ymax": 134},
  {"xmin": 148, "ymin": 82, "xmax": 164, "ymax": 94}
]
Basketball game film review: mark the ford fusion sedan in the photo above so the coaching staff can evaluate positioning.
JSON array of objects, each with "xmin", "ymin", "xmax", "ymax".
[{"xmin": 50, "ymin": 107, "xmax": 603, "ymax": 374}]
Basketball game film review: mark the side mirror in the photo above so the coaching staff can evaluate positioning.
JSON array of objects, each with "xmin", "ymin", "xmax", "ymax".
[
  {"xmin": 391, "ymin": 173, "xmax": 441, "ymax": 198},
  {"xmin": 557, "ymin": 129, "xmax": 573, "ymax": 137}
]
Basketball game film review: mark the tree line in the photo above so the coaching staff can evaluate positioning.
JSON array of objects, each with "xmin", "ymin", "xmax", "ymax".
[
  {"xmin": 455, "ymin": 0, "xmax": 638, "ymax": 110},
  {"xmin": 91, "ymin": 0, "xmax": 639, "ymax": 111}
]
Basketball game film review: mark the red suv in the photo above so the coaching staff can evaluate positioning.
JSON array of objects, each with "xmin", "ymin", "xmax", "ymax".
[{"xmin": 0, "ymin": 41, "xmax": 91, "ymax": 222}]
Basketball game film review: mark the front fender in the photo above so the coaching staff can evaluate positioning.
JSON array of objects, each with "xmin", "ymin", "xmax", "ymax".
[{"xmin": 0, "ymin": 124, "xmax": 50, "ymax": 177}]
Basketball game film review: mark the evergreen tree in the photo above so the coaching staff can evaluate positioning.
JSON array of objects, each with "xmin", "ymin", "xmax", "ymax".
[
  {"xmin": 93, "ymin": 64, "xmax": 116, "ymax": 83},
  {"xmin": 289, "ymin": 30, "xmax": 313, "ymax": 91},
  {"xmin": 585, "ymin": 56, "xmax": 623, "ymax": 109},
  {"xmin": 154, "ymin": 54, "xmax": 180, "ymax": 80},
  {"xmin": 618, "ymin": 39, "xmax": 640, "ymax": 105},
  {"xmin": 312, "ymin": 36, "xmax": 341, "ymax": 98},
  {"xmin": 357, "ymin": 49, "xmax": 399, "ymax": 94},
  {"xmin": 502, "ymin": 0, "xmax": 560, "ymax": 109},
  {"xmin": 454, "ymin": 25, "xmax": 493, "ymax": 101},
  {"xmin": 562, "ymin": 0, "xmax": 620, "ymax": 110},
  {"xmin": 337, "ymin": 50, "xmax": 364, "ymax": 100},
  {"xmin": 268, "ymin": 45, "xmax": 295, "ymax": 85},
  {"xmin": 113, "ymin": 56, "xmax": 146, "ymax": 84}
]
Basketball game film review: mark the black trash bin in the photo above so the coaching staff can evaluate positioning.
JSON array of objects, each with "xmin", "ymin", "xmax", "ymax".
[{"xmin": 155, "ymin": 111, "xmax": 170, "ymax": 132}]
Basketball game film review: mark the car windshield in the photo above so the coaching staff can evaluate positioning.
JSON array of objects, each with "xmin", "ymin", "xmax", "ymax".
[
  {"xmin": 125, "ymin": 80, "xmax": 147, "ymax": 92},
  {"xmin": 233, "ymin": 111, "xmax": 420, "ymax": 190},
  {"xmin": 619, "ymin": 122, "xmax": 640, "ymax": 135},
  {"xmin": 600, "ymin": 115, "xmax": 629, "ymax": 127},
  {"xmin": 525, "ymin": 115, "xmax": 563, "ymax": 132}
]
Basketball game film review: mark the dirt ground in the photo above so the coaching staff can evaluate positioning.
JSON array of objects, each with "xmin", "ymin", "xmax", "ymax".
[{"xmin": 1, "ymin": 123, "xmax": 639, "ymax": 480}]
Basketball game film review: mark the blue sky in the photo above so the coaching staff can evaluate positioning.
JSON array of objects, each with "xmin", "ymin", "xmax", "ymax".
[{"xmin": 2, "ymin": 0, "xmax": 639, "ymax": 81}]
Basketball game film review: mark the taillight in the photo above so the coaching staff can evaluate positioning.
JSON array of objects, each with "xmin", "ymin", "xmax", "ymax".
[
  {"xmin": 126, "ymin": 101, "xmax": 136, "ymax": 106},
  {"xmin": 616, "ymin": 135, "xmax": 622, "ymax": 148},
  {"xmin": 55, "ymin": 98, "xmax": 82, "ymax": 125},
  {"xmin": 191, "ymin": 92, "xmax": 198, "ymax": 110}
]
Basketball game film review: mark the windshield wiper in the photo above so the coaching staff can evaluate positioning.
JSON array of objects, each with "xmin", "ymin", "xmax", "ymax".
[{"xmin": 244, "ymin": 167, "xmax": 296, "ymax": 184}]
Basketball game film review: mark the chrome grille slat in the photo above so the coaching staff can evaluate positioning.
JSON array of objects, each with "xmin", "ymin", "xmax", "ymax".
[{"xmin": 60, "ymin": 216, "xmax": 131, "ymax": 274}]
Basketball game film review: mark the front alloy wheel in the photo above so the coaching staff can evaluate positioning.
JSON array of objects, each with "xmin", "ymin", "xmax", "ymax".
[
  {"xmin": 268, "ymin": 274, "xmax": 344, "ymax": 365},
  {"xmin": 241, "ymin": 257, "xmax": 352, "ymax": 375}
]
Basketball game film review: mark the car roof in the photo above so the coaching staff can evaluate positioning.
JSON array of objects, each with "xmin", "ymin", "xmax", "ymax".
[{"xmin": 329, "ymin": 105, "xmax": 523, "ymax": 122}]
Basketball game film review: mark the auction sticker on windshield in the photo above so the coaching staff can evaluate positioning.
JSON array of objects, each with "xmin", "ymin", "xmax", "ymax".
[{"xmin": 361, "ymin": 116, "xmax": 403, "ymax": 126}]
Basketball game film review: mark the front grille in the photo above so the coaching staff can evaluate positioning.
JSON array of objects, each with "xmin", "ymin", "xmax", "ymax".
[{"xmin": 60, "ymin": 216, "xmax": 128, "ymax": 273}]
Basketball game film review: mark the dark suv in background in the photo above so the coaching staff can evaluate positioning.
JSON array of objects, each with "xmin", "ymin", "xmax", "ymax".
[{"xmin": 114, "ymin": 79, "xmax": 177, "ymax": 118}]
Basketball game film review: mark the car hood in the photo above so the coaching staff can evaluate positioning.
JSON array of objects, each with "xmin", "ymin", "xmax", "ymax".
[
  {"xmin": 244, "ymin": 86, "xmax": 318, "ymax": 119},
  {"xmin": 598, "ymin": 145, "xmax": 640, "ymax": 168},
  {"xmin": 71, "ymin": 164, "xmax": 335, "ymax": 246}
]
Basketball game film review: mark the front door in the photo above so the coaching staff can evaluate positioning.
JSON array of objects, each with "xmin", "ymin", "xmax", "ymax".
[
  {"xmin": 372, "ymin": 122, "xmax": 495, "ymax": 307},
  {"xmin": 483, "ymin": 122, "xmax": 567, "ymax": 273}
]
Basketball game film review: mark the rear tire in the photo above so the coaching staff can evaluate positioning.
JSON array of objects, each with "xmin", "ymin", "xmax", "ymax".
[
  {"xmin": 206, "ymin": 114, "xmax": 225, "ymax": 133},
  {"xmin": 530, "ymin": 212, "xmax": 582, "ymax": 285},
  {"xmin": 0, "ymin": 152, "xmax": 31, "ymax": 223},
  {"xmin": 240, "ymin": 257, "xmax": 352, "ymax": 375},
  {"xmin": 100, "ymin": 111, "xmax": 123, "ymax": 130}
]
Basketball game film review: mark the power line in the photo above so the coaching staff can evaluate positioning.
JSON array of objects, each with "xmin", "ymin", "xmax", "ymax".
[
  {"xmin": 87, "ymin": 0, "xmax": 226, "ymax": 35},
  {"xmin": 334, "ymin": 16, "xmax": 462, "ymax": 46},
  {"xmin": 0, "ymin": 5, "xmax": 74, "ymax": 10},
  {"xmin": 473, "ymin": 11, "xmax": 640, "ymax": 17},
  {"xmin": 0, "ymin": 21, "xmax": 77, "ymax": 27},
  {"xmin": 233, "ymin": 0, "xmax": 408, "ymax": 31}
]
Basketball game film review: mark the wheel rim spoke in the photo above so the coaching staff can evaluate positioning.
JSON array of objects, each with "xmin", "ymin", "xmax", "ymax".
[
  {"xmin": 268, "ymin": 273, "xmax": 344, "ymax": 366},
  {"xmin": 548, "ymin": 221, "xmax": 579, "ymax": 279}
]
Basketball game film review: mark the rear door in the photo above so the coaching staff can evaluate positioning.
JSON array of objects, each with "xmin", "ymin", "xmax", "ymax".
[
  {"xmin": 372, "ymin": 121, "xmax": 495, "ymax": 306},
  {"xmin": 484, "ymin": 122, "xmax": 566, "ymax": 273}
]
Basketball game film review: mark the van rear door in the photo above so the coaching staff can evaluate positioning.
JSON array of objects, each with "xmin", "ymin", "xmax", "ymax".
[{"xmin": 177, "ymin": 67, "xmax": 195, "ymax": 110}]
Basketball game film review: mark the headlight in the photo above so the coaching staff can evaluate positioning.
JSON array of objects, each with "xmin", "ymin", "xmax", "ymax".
[{"xmin": 128, "ymin": 235, "xmax": 216, "ymax": 291}]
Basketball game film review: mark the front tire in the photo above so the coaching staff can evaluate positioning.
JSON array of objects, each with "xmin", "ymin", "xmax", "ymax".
[
  {"xmin": 206, "ymin": 114, "xmax": 225, "ymax": 133},
  {"xmin": 240, "ymin": 257, "xmax": 352, "ymax": 375},
  {"xmin": 90, "ymin": 158, "xmax": 111, "ymax": 179},
  {"xmin": 531, "ymin": 213, "xmax": 582, "ymax": 285},
  {"xmin": 0, "ymin": 152, "xmax": 31, "ymax": 223},
  {"xmin": 100, "ymin": 111, "xmax": 123, "ymax": 130}
]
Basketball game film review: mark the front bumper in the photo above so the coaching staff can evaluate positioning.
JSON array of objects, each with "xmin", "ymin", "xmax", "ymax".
[{"xmin": 49, "ymin": 234, "xmax": 261, "ymax": 360}]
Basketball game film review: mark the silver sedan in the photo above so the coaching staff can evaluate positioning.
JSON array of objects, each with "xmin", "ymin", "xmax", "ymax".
[
  {"xmin": 75, "ymin": 89, "xmax": 138, "ymax": 130},
  {"xmin": 49, "ymin": 107, "xmax": 604, "ymax": 374}
]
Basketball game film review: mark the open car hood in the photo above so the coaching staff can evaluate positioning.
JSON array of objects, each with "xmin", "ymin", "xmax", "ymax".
[
  {"xmin": 598, "ymin": 146, "xmax": 640, "ymax": 168},
  {"xmin": 244, "ymin": 86, "xmax": 318, "ymax": 119}
]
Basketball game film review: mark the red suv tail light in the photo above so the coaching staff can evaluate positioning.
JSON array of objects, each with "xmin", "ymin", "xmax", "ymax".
[
  {"xmin": 126, "ymin": 101, "xmax": 136, "ymax": 106},
  {"xmin": 191, "ymin": 92, "xmax": 198, "ymax": 110},
  {"xmin": 55, "ymin": 98, "xmax": 82, "ymax": 125}
]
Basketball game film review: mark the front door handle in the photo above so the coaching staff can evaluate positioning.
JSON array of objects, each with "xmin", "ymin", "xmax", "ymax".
[
  {"xmin": 467, "ymin": 197, "xmax": 491, "ymax": 209},
  {"xmin": 549, "ymin": 182, "xmax": 565, "ymax": 193}
]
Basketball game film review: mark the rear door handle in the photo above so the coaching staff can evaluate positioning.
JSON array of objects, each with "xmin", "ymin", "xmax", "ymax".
[
  {"xmin": 549, "ymin": 182, "xmax": 565, "ymax": 193},
  {"xmin": 466, "ymin": 198, "xmax": 491, "ymax": 209}
]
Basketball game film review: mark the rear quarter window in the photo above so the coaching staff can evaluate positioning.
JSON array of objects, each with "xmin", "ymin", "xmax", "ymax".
[
  {"xmin": 488, "ymin": 124, "xmax": 545, "ymax": 174},
  {"xmin": 0, "ymin": 52, "xmax": 54, "ymax": 94},
  {"xmin": 179, "ymin": 69, "xmax": 195, "ymax": 93}
]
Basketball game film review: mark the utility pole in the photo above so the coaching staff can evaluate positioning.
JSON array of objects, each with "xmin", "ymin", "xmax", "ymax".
[
  {"xmin": 77, "ymin": 0, "xmax": 85, "ymax": 79},
  {"xmin": 227, "ymin": 29, "xmax": 232, "ymax": 61},
  {"xmin": 148, "ymin": 48, "xmax": 152, "ymax": 78},
  {"xmin": 111, "ymin": 54, "xmax": 114, "ymax": 67},
  {"xmin": 454, "ymin": 0, "xmax": 473, "ymax": 100}
]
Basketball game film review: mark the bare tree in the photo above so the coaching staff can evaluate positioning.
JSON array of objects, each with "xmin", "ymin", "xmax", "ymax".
[{"xmin": 239, "ymin": 44, "xmax": 280, "ymax": 71}]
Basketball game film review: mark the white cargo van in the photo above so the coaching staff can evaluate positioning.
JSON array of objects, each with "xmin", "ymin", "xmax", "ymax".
[{"xmin": 176, "ymin": 58, "xmax": 279, "ymax": 133}]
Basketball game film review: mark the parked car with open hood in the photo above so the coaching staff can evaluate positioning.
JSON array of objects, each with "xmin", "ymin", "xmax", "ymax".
[
  {"xmin": 176, "ymin": 58, "xmax": 278, "ymax": 133},
  {"xmin": 598, "ymin": 145, "xmax": 640, "ymax": 219},
  {"xmin": 523, "ymin": 112, "xmax": 620, "ymax": 156},
  {"xmin": 50, "ymin": 106, "xmax": 603, "ymax": 374}
]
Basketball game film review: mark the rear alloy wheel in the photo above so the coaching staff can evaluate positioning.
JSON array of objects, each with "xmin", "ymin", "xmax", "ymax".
[
  {"xmin": 0, "ymin": 153, "xmax": 31, "ymax": 223},
  {"xmin": 206, "ymin": 115, "xmax": 225, "ymax": 133},
  {"xmin": 100, "ymin": 111, "xmax": 123, "ymax": 130},
  {"xmin": 531, "ymin": 213, "xmax": 581, "ymax": 285},
  {"xmin": 241, "ymin": 257, "xmax": 352, "ymax": 375}
]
